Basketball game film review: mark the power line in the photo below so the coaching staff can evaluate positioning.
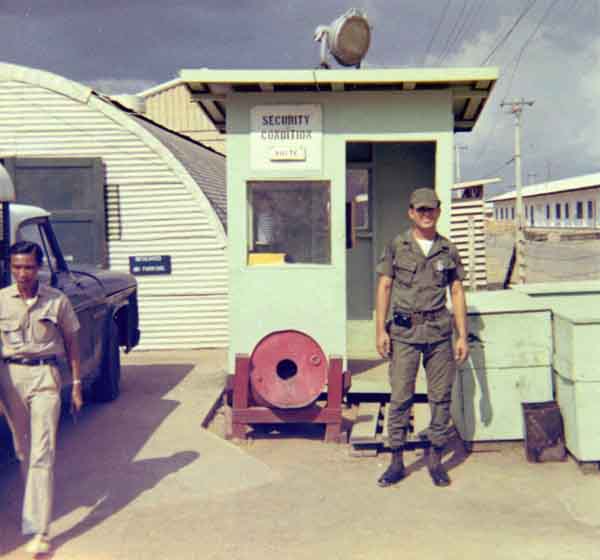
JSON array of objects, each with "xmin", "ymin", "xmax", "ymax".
[
  {"xmin": 482, "ymin": 158, "xmax": 514, "ymax": 179},
  {"xmin": 480, "ymin": 0, "xmax": 538, "ymax": 65},
  {"xmin": 471, "ymin": 1, "xmax": 553, "ymax": 168},
  {"xmin": 422, "ymin": 0, "xmax": 451, "ymax": 66},
  {"xmin": 439, "ymin": 0, "xmax": 485, "ymax": 65},
  {"xmin": 437, "ymin": 0, "xmax": 469, "ymax": 65},
  {"xmin": 503, "ymin": 0, "xmax": 561, "ymax": 100}
]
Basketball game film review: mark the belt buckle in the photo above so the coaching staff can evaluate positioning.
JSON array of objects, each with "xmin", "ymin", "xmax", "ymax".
[{"xmin": 412, "ymin": 313, "xmax": 425, "ymax": 326}]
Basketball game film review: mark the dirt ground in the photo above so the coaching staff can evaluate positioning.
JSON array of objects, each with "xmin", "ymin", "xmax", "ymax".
[
  {"xmin": 2, "ymin": 353, "xmax": 600, "ymax": 559},
  {"xmin": 203, "ymin": 386, "xmax": 600, "ymax": 560}
]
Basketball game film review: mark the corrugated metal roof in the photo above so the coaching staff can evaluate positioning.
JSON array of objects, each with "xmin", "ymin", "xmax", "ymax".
[
  {"xmin": 130, "ymin": 114, "xmax": 227, "ymax": 230},
  {"xmin": 179, "ymin": 67, "xmax": 498, "ymax": 133},
  {"xmin": 489, "ymin": 172, "xmax": 600, "ymax": 202},
  {"xmin": 453, "ymin": 177, "xmax": 501, "ymax": 190}
]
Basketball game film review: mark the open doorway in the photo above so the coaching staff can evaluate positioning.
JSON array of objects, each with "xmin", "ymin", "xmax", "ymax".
[{"xmin": 346, "ymin": 141, "xmax": 436, "ymax": 359}]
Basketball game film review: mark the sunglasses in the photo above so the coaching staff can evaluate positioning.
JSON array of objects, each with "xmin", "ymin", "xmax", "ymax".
[{"xmin": 414, "ymin": 206, "xmax": 438, "ymax": 213}]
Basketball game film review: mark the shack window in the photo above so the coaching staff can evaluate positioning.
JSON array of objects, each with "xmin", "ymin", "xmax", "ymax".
[{"xmin": 247, "ymin": 180, "xmax": 331, "ymax": 265}]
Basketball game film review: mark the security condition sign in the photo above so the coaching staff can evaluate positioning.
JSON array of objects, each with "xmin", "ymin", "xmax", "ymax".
[{"xmin": 250, "ymin": 105, "xmax": 322, "ymax": 171}]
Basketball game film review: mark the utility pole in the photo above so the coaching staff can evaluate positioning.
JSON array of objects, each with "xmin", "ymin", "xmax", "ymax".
[
  {"xmin": 501, "ymin": 98, "xmax": 534, "ymax": 284},
  {"xmin": 455, "ymin": 144, "xmax": 468, "ymax": 182}
]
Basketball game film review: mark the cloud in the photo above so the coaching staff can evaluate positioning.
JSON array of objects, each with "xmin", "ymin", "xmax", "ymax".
[{"xmin": 442, "ymin": 7, "xmax": 600, "ymax": 195}]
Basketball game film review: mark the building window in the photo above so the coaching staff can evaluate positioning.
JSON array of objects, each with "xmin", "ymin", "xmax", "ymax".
[
  {"xmin": 525, "ymin": 206, "xmax": 528, "ymax": 218},
  {"xmin": 576, "ymin": 201, "xmax": 583, "ymax": 220},
  {"xmin": 105, "ymin": 184, "xmax": 122, "ymax": 241},
  {"xmin": 555, "ymin": 203, "xmax": 561, "ymax": 219},
  {"xmin": 511, "ymin": 207, "xmax": 515, "ymax": 220},
  {"xmin": 565, "ymin": 203, "xmax": 570, "ymax": 219},
  {"xmin": 247, "ymin": 180, "xmax": 331, "ymax": 265},
  {"xmin": 588, "ymin": 200, "xmax": 594, "ymax": 220},
  {"xmin": 501, "ymin": 208, "xmax": 504, "ymax": 220},
  {"xmin": 546, "ymin": 205, "xmax": 550, "ymax": 220}
]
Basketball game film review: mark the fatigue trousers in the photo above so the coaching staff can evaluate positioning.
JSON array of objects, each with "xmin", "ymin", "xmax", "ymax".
[
  {"xmin": 388, "ymin": 338, "xmax": 456, "ymax": 449},
  {"xmin": 0, "ymin": 363, "xmax": 61, "ymax": 536}
]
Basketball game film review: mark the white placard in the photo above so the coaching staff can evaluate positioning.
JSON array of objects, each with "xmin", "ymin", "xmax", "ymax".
[{"xmin": 251, "ymin": 105, "xmax": 322, "ymax": 170}]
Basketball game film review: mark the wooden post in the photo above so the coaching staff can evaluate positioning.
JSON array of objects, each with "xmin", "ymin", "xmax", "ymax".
[
  {"xmin": 324, "ymin": 356, "xmax": 343, "ymax": 443},
  {"xmin": 468, "ymin": 216, "xmax": 477, "ymax": 291},
  {"xmin": 232, "ymin": 354, "xmax": 250, "ymax": 439}
]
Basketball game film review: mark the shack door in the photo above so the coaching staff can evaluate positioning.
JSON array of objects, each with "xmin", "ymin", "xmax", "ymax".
[
  {"xmin": 345, "ymin": 141, "xmax": 436, "ymax": 359},
  {"xmin": 4, "ymin": 157, "xmax": 106, "ymax": 267}
]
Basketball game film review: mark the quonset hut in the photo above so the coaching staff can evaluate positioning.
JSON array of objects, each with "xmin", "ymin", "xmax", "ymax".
[{"xmin": 0, "ymin": 62, "xmax": 227, "ymax": 349}]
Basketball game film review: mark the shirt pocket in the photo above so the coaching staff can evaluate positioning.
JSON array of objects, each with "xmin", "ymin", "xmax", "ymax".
[
  {"xmin": 0, "ymin": 320, "xmax": 24, "ymax": 348},
  {"xmin": 434, "ymin": 256, "xmax": 456, "ymax": 287},
  {"xmin": 32, "ymin": 312, "xmax": 59, "ymax": 344},
  {"xmin": 393, "ymin": 258, "xmax": 417, "ymax": 286}
]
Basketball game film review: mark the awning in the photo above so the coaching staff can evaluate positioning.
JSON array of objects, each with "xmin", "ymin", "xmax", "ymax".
[{"xmin": 179, "ymin": 67, "xmax": 498, "ymax": 133}]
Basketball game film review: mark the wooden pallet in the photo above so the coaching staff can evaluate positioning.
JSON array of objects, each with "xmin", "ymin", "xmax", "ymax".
[{"xmin": 349, "ymin": 400, "xmax": 432, "ymax": 457}]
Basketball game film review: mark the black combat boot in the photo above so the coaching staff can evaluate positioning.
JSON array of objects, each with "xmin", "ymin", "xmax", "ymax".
[
  {"xmin": 428, "ymin": 445, "xmax": 451, "ymax": 487},
  {"xmin": 377, "ymin": 448, "xmax": 406, "ymax": 487}
]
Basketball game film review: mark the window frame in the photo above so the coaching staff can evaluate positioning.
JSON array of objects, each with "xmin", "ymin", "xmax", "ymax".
[{"xmin": 246, "ymin": 179, "xmax": 332, "ymax": 267}]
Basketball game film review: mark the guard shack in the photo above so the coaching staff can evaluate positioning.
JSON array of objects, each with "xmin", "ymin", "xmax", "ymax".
[{"xmin": 180, "ymin": 67, "xmax": 498, "ymax": 439}]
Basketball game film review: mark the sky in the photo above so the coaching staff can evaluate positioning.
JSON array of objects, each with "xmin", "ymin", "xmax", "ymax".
[{"xmin": 0, "ymin": 0, "xmax": 598, "ymax": 197}]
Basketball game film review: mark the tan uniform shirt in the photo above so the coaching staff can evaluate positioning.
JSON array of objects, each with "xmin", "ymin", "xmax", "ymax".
[
  {"xmin": 377, "ymin": 229, "xmax": 465, "ymax": 344},
  {"xmin": 0, "ymin": 283, "xmax": 80, "ymax": 359}
]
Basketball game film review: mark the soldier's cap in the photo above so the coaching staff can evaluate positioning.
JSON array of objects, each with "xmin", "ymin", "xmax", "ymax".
[{"xmin": 409, "ymin": 188, "xmax": 440, "ymax": 209}]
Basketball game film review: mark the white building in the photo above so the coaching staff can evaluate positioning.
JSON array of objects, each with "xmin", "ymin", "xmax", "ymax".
[
  {"xmin": 0, "ymin": 62, "xmax": 227, "ymax": 350},
  {"xmin": 138, "ymin": 79, "xmax": 226, "ymax": 154},
  {"xmin": 489, "ymin": 172, "xmax": 600, "ymax": 228}
]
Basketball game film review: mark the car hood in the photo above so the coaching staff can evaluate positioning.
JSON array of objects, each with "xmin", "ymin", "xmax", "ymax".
[{"xmin": 70, "ymin": 265, "xmax": 137, "ymax": 296}]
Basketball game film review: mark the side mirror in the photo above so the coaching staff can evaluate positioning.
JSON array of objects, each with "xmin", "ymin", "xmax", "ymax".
[{"xmin": 0, "ymin": 165, "xmax": 16, "ymax": 202}]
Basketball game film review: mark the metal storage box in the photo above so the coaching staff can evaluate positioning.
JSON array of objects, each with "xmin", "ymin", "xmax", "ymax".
[
  {"xmin": 452, "ymin": 291, "xmax": 553, "ymax": 442},
  {"xmin": 552, "ymin": 302, "xmax": 600, "ymax": 461}
]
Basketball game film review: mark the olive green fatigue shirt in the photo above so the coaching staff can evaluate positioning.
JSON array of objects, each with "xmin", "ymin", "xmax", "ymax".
[
  {"xmin": 0, "ymin": 283, "xmax": 80, "ymax": 359},
  {"xmin": 376, "ymin": 229, "xmax": 465, "ymax": 344}
]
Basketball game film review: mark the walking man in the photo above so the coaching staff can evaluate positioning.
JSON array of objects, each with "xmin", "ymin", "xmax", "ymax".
[
  {"xmin": 0, "ymin": 241, "xmax": 82, "ymax": 555},
  {"xmin": 375, "ymin": 188, "xmax": 469, "ymax": 487}
]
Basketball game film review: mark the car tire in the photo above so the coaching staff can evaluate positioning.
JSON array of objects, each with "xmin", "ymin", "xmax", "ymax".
[{"xmin": 91, "ymin": 319, "xmax": 121, "ymax": 402}]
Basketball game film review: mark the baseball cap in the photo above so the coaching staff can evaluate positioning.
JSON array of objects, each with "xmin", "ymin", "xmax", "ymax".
[{"xmin": 410, "ymin": 188, "xmax": 440, "ymax": 209}]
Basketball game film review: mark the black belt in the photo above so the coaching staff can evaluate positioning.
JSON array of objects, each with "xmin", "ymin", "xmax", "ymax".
[
  {"xmin": 394, "ymin": 307, "xmax": 447, "ymax": 326},
  {"xmin": 4, "ymin": 356, "xmax": 57, "ymax": 366}
]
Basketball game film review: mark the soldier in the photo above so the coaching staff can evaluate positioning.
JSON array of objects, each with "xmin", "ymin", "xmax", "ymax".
[
  {"xmin": 375, "ymin": 188, "xmax": 468, "ymax": 488},
  {"xmin": 0, "ymin": 241, "xmax": 82, "ymax": 556}
]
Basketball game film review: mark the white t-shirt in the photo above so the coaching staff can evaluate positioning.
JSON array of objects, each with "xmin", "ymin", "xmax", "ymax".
[{"xmin": 416, "ymin": 238, "xmax": 434, "ymax": 256}]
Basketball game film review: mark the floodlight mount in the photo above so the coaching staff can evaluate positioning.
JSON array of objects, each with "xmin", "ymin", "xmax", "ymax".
[{"xmin": 314, "ymin": 9, "xmax": 371, "ymax": 69}]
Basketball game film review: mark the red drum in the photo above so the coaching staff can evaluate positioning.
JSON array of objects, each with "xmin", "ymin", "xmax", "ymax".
[{"xmin": 249, "ymin": 330, "xmax": 328, "ymax": 409}]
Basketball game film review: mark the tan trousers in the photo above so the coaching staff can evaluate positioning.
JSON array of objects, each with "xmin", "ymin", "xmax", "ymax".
[{"xmin": 0, "ymin": 363, "xmax": 61, "ymax": 536}]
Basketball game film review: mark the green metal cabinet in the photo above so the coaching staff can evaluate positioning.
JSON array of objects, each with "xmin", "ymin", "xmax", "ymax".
[
  {"xmin": 452, "ymin": 291, "xmax": 554, "ymax": 442},
  {"xmin": 512, "ymin": 281, "xmax": 600, "ymax": 306},
  {"xmin": 552, "ymin": 302, "xmax": 600, "ymax": 461}
]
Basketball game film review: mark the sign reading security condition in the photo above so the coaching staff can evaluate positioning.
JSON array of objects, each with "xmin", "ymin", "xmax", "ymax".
[{"xmin": 251, "ymin": 105, "xmax": 322, "ymax": 170}]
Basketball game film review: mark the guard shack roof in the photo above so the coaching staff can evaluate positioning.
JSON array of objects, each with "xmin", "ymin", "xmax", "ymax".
[{"xmin": 179, "ymin": 67, "xmax": 498, "ymax": 133}]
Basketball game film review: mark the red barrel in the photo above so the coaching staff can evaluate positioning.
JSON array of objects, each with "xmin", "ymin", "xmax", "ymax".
[{"xmin": 249, "ymin": 330, "xmax": 328, "ymax": 409}]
